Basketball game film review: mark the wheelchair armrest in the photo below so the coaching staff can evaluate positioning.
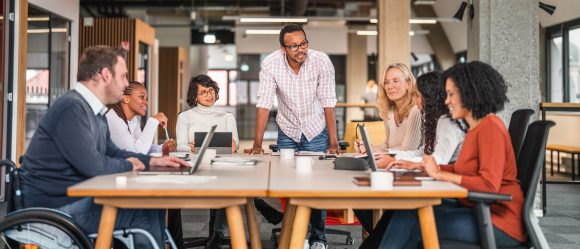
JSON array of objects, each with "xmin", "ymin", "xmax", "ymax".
[
  {"xmin": 269, "ymin": 144, "xmax": 279, "ymax": 152},
  {"xmin": 468, "ymin": 191, "xmax": 512, "ymax": 204}
]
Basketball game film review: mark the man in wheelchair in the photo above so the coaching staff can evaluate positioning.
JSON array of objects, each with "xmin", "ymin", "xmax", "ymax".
[{"xmin": 16, "ymin": 45, "xmax": 187, "ymax": 249}]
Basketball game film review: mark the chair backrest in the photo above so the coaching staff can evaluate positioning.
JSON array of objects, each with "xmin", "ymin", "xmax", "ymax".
[
  {"xmin": 508, "ymin": 109, "xmax": 535, "ymax": 160},
  {"xmin": 516, "ymin": 120, "xmax": 554, "ymax": 249},
  {"xmin": 343, "ymin": 121, "xmax": 386, "ymax": 153},
  {"xmin": 0, "ymin": 159, "xmax": 24, "ymax": 214}
]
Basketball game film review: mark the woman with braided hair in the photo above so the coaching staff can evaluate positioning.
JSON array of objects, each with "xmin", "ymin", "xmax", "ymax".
[{"xmin": 106, "ymin": 80, "xmax": 176, "ymax": 155}]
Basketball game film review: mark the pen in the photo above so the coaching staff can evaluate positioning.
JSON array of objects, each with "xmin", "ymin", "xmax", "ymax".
[{"xmin": 164, "ymin": 127, "xmax": 170, "ymax": 140}]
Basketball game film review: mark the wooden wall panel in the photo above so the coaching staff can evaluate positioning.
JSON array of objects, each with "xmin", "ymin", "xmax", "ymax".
[
  {"xmin": 158, "ymin": 47, "xmax": 182, "ymax": 140},
  {"xmin": 79, "ymin": 18, "xmax": 137, "ymax": 80},
  {"xmin": 15, "ymin": 0, "xmax": 28, "ymax": 164}
]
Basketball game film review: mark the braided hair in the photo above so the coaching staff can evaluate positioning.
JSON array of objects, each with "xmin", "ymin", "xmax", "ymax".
[
  {"xmin": 416, "ymin": 72, "xmax": 466, "ymax": 155},
  {"xmin": 442, "ymin": 61, "xmax": 509, "ymax": 121},
  {"xmin": 108, "ymin": 81, "xmax": 145, "ymax": 130}
]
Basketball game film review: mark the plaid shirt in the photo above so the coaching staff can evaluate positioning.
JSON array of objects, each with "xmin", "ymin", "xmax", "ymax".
[{"xmin": 257, "ymin": 49, "xmax": 336, "ymax": 142}]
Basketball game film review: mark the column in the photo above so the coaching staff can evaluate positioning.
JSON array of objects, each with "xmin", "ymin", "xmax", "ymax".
[
  {"xmin": 346, "ymin": 31, "xmax": 368, "ymax": 122},
  {"xmin": 467, "ymin": 0, "xmax": 541, "ymax": 122},
  {"xmin": 377, "ymin": 0, "xmax": 411, "ymax": 82}
]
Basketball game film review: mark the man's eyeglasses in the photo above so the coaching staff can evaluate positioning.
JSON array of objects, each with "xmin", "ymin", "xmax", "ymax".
[
  {"xmin": 198, "ymin": 88, "xmax": 215, "ymax": 97},
  {"xmin": 284, "ymin": 40, "xmax": 309, "ymax": 52}
]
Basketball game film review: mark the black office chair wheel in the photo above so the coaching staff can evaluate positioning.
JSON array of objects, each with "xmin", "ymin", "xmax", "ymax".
[{"xmin": 0, "ymin": 208, "xmax": 93, "ymax": 249}]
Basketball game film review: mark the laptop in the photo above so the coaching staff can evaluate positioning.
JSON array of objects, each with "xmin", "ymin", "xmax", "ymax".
[
  {"xmin": 358, "ymin": 124, "xmax": 380, "ymax": 172},
  {"xmin": 194, "ymin": 132, "xmax": 233, "ymax": 154},
  {"xmin": 139, "ymin": 125, "xmax": 217, "ymax": 175}
]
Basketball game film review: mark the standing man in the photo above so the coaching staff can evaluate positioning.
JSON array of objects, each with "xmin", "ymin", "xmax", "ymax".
[
  {"xmin": 20, "ymin": 45, "xmax": 188, "ymax": 249},
  {"xmin": 246, "ymin": 24, "xmax": 338, "ymax": 249}
]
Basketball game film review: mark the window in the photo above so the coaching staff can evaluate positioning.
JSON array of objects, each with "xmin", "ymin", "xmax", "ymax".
[
  {"xmin": 546, "ymin": 18, "xmax": 580, "ymax": 103},
  {"xmin": 25, "ymin": 6, "xmax": 71, "ymax": 147}
]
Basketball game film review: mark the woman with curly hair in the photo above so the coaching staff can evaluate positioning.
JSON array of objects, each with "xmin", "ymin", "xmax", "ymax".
[
  {"xmin": 355, "ymin": 72, "xmax": 466, "ymax": 249},
  {"xmin": 175, "ymin": 74, "xmax": 239, "ymax": 153},
  {"xmin": 378, "ymin": 61, "xmax": 525, "ymax": 249},
  {"xmin": 356, "ymin": 63, "xmax": 422, "ymax": 163}
]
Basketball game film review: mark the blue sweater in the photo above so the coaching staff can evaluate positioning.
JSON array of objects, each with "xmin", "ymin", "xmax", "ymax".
[{"xmin": 20, "ymin": 90, "xmax": 150, "ymax": 208}]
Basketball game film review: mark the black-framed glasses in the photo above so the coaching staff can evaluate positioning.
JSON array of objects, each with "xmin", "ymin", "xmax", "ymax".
[
  {"xmin": 198, "ymin": 88, "xmax": 215, "ymax": 97},
  {"xmin": 284, "ymin": 40, "xmax": 309, "ymax": 52}
]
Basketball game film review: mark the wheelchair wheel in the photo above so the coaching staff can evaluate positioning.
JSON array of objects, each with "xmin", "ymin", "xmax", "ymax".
[{"xmin": 0, "ymin": 208, "xmax": 93, "ymax": 249}]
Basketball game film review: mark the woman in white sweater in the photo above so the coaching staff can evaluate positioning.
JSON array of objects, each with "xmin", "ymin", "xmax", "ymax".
[
  {"xmin": 176, "ymin": 75, "xmax": 239, "ymax": 153},
  {"xmin": 175, "ymin": 74, "xmax": 239, "ymax": 248},
  {"xmin": 106, "ymin": 81, "xmax": 176, "ymax": 155}
]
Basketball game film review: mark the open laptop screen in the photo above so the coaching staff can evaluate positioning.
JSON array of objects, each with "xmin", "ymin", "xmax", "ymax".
[{"xmin": 358, "ymin": 124, "xmax": 379, "ymax": 172}]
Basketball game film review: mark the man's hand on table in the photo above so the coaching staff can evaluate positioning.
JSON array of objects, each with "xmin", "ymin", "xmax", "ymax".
[{"xmin": 150, "ymin": 156, "xmax": 189, "ymax": 168}]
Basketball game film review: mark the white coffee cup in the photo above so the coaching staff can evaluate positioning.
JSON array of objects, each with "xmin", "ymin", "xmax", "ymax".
[
  {"xmin": 296, "ymin": 157, "xmax": 315, "ymax": 173},
  {"xmin": 280, "ymin": 148, "xmax": 295, "ymax": 160},
  {"xmin": 203, "ymin": 149, "xmax": 217, "ymax": 164},
  {"xmin": 371, "ymin": 171, "xmax": 394, "ymax": 190}
]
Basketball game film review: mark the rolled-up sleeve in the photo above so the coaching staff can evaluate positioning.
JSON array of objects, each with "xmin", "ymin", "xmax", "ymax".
[
  {"xmin": 317, "ymin": 54, "xmax": 337, "ymax": 108},
  {"xmin": 256, "ymin": 63, "xmax": 276, "ymax": 110}
]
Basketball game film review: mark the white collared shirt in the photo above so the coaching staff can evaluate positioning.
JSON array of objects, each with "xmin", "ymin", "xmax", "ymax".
[{"xmin": 74, "ymin": 82, "xmax": 107, "ymax": 116}]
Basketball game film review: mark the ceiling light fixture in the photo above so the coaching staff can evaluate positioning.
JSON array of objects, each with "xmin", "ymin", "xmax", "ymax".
[
  {"xmin": 239, "ymin": 17, "xmax": 308, "ymax": 23},
  {"xmin": 453, "ymin": 1, "xmax": 474, "ymax": 22},
  {"xmin": 414, "ymin": 0, "xmax": 436, "ymax": 5},
  {"xmin": 355, "ymin": 30, "xmax": 420, "ymax": 36},
  {"xmin": 245, "ymin": 29, "xmax": 280, "ymax": 35},
  {"xmin": 203, "ymin": 34, "xmax": 216, "ymax": 44},
  {"xmin": 409, "ymin": 19, "xmax": 437, "ymax": 24},
  {"xmin": 539, "ymin": 2, "xmax": 556, "ymax": 15}
]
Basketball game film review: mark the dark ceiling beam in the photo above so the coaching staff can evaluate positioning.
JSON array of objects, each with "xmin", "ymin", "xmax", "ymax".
[
  {"xmin": 412, "ymin": 3, "xmax": 456, "ymax": 70},
  {"xmin": 292, "ymin": 0, "xmax": 309, "ymax": 16}
]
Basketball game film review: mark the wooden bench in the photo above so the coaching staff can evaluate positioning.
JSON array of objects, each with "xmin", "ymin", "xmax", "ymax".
[{"xmin": 546, "ymin": 144, "xmax": 580, "ymax": 180}]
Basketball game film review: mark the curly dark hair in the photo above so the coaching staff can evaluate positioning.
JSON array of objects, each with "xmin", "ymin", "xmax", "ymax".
[
  {"xmin": 416, "ymin": 72, "xmax": 466, "ymax": 155},
  {"xmin": 186, "ymin": 74, "xmax": 220, "ymax": 107},
  {"xmin": 279, "ymin": 24, "xmax": 307, "ymax": 47},
  {"xmin": 442, "ymin": 61, "xmax": 509, "ymax": 120}
]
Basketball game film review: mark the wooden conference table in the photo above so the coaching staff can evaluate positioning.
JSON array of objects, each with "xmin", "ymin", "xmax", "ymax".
[
  {"xmin": 68, "ymin": 156, "xmax": 270, "ymax": 249},
  {"xmin": 69, "ymin": 155, "xmax": 467, "ymax": 249},
  {"xmin": 269, "ymin": 157, "xmax": 468, "ymax": 249}
]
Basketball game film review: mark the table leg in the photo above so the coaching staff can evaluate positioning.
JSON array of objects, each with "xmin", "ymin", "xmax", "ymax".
[
  {"xmin": 244, "ymin": 198, "xmax": 262, "ymax": 249},
  {"xmin": 278, "ymin": 204, "xmax": 296, "ymax": 249},
  {"xmin": 418, "ymin": 206, "xmax": 439, "ymax": 249},
  {"xmin": 372, "ymin": 209, "xmax": 383, "ymax": 228},
  {"xmin": 95, "ymin": 205, "xmax": 118, "ymax": 249},
  {"xmin": 289, "ymin": 205, "xmax": 311, "ymax": 249},
  {"xmin": 226, "ymin": 205, "xmax": 248, "ymax": 249}
]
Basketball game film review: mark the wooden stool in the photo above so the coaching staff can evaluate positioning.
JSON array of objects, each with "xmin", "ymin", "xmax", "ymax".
[{"xmin": 546, "ymin": 144, "xmax": 580, "ymax": 181}]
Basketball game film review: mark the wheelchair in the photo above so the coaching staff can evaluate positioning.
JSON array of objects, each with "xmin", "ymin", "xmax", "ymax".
[{"xmin": 0, "ymin": 159, "xmax": 177, "ymax": 249}]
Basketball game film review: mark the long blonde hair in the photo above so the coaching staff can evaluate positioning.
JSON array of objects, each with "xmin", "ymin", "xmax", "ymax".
[{"xmin": 376, "ymin": 63, "xmax": 417, "ymax": 120}]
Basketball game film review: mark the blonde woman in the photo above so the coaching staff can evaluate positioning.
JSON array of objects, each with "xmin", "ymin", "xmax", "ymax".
[{"xmin": 357, "ymin": 63, "xmax": 422, "ymax": 160}]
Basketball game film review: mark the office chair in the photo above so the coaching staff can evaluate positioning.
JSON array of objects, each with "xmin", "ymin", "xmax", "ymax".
[
  {"xmin": 508, "ymin": 109, "xmax": 535, "ymax": 160},
  {"xmin": 440, "ymin": 120, "xmax": 554, "ymax": 249},
  {"xmin": 0, "ymin": 159, "xmax": 176, "ymax": 249}
]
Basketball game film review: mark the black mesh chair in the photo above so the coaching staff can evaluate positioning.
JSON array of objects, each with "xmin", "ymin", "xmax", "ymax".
[
  {"xmin": 508, "ymin": 109, "xmax": 535, "ymax": 160},
  {"xmin": 441, "ymin": 120, "xmax": 554, "ymax": 249}
]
